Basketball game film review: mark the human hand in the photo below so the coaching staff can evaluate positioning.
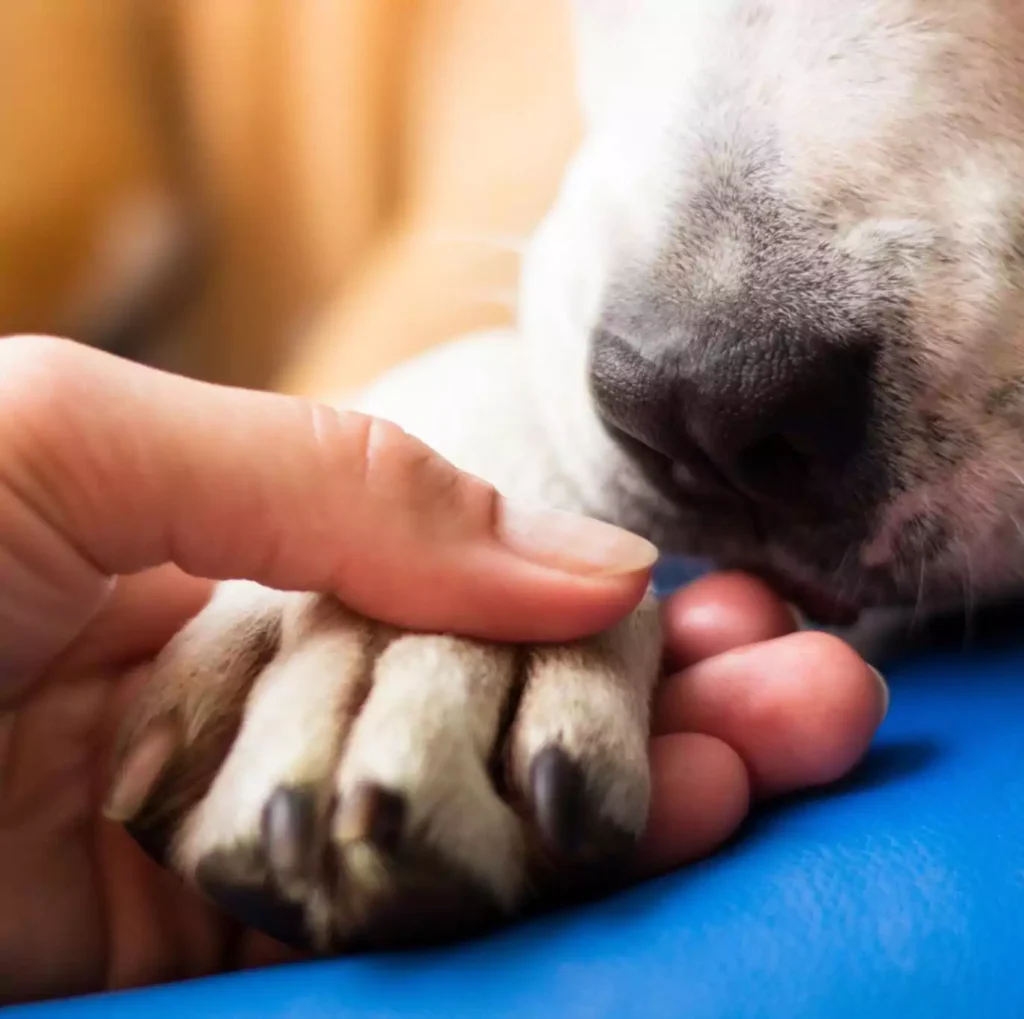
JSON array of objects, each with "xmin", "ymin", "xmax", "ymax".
[{"xmin": 0, "ymin": 336, "xmax": 885, "ymax": 1003}]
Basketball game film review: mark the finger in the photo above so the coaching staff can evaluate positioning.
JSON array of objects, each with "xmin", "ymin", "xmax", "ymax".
[
  {"xmin": 0, "ymin": 337, "xmax": 656, "ymax": 690},
  {"xmin": 661, "ymin": 571, "xmax": 799, "ymax": 670},
  {"xmin": 653, "ymin": 632, "xmax": 888, "ymax": 797},
  {"xmin": 58, "ymin": 566, "xmax": 214, "ymax": 675},
  {"xmin": 636, "ymin": 733, "xmax": 750, "ymax": 875}
]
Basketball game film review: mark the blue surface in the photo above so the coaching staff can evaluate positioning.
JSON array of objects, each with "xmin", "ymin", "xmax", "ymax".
[
  {"xmin": 652, "ymin": 554, "xmax": 713, "ymax": 596},
  {"xmin": 14, "ymin": 597, "xmax": 1024, "ymax": 1016}
]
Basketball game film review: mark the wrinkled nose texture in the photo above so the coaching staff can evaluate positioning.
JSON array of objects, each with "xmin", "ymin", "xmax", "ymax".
[{"xmin": 590, "ymin": 328, "xmax": 874, "ymax": 500}]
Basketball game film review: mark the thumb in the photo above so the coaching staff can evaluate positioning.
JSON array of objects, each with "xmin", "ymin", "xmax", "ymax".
[{"xmin": 0, "ymin": 337, "xmax": 656, "ymax": 688}]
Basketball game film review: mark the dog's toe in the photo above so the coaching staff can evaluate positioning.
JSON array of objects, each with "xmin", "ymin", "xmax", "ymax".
[
  {"xmin": 195, "ymin": 847, "xmax": 311, "ymax": 950},
  {"xmin": 507, "ymin": 599, "xmax": 663, "ymax": 883},
  {"xmin": 109, "ymin": 584, "xmax": 663, "ymax": 951}
]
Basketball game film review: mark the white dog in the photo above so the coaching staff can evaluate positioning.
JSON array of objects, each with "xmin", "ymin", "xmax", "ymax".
[{"xmin": 106, "ymin": 0, "xmax": 1024, "ymax": 950}]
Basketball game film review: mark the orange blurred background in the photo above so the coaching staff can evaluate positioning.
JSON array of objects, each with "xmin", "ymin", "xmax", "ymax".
[{"xmin": 0, "ymin": 1, "xmax": 582, "ymax": 399}]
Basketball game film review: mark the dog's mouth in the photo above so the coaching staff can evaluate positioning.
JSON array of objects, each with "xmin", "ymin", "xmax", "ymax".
[
  {"xmin": 611, "ymin": 430, "xmax": 882, "ymax": 625},
  {"xmin": 604, "ymin": 424, "xmax": 958, "ymax": 626},
  {"xmin": 744, "ymin": 564, "xmax": 864, "ymax": 627}
]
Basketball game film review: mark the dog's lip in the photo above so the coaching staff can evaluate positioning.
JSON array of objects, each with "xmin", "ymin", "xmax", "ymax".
[
  {"xmin": 606, "ymin": 424, "xmax": 871, "ymax": 624},
  {"xmin": 747, "ymin": 565, "xmax": 863, "ymax": 626}
]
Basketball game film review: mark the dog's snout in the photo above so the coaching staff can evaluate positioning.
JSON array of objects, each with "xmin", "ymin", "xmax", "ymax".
[{"xmin": 590, "ymin": 327, "xmax": 875, "ymax": 499}]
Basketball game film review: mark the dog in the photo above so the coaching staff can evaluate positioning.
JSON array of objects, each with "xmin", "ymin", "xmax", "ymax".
[{"xmin": 105, "ymin": 0, "xmax": 1024, "ymax": 951}]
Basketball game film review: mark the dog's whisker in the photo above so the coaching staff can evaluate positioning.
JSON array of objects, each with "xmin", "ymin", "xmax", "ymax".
[
  {"xmin": 909, "ymin": 492, "xmax": 936, "ymax": 633},
  {"xmin": 847, "ymin": 573, "xmax": 865, "ymax": 606},
  {"xmin": 839, "ymin": 546, "xmax": 867, "ymax": 607},
  {"xmin": 910, "ymin": 556, "xmax": 928, "ymax": 634},
  {"xmin": 960, "ymin": 542, "xmax": 977, "ymax": 650},
  {"xmin": 831, "ymin": 547, "xmax": 851, "ymax": 587},
  {"xmin": 824, "ymin": 547, "xmax": 853, "ymax": 610}
]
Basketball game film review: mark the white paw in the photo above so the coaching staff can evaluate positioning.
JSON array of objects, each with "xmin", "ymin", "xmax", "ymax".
[{"xmin": 106, "ymin": 580, "xmax": 662, "ymax": 951}]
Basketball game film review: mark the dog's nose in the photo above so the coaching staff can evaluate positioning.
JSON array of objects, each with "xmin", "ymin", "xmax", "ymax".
[{"xmin": 590, "ymin": 328, "xmax": 874, "ymax": 499}]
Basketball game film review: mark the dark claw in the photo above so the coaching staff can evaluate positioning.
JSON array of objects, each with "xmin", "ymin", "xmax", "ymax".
[
  {"xmin": 336, "ymin": 783, "xmax": 406, "ymax": 853},
  {"xmin": 529, "ymin": 746, "xmax": 588, "ymax": 857},
  {"xmin": 195, "ymin": 852, "xmax": 310, "ymax": 950},
  {"xmin": 261, "ymin": 785, "xmax": 319, "ymax": 888},
  {"xmin": 124, "ymin": 815, "xmax": 177, "ymax": 868}
]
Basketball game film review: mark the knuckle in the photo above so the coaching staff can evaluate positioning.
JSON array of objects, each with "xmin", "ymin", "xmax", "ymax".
[
  {"xmin": 0, "ymin": 337, "xmax": 92, "ymax": 493},
  {"xmin": 333, "ymin": 407, "xmax": 498, "ymax": 535},
  {"xmin": 321, "ymin": 408, "xmax": 407, "ymax": 490}
]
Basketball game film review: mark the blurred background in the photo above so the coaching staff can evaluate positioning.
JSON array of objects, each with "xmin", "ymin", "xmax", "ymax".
[{"xmin": 0, "ymin": 0, "xmax": 582, "ymax": 400}]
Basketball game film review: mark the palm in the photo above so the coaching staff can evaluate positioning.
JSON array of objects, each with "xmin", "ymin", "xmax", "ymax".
[
  {"xmin": 0, "ymin": 571, "xmax": 297, "ymax": 1005},
  {"xmin": 0, "ymin": 670, "xmax": 210, "ymax": 1001}
]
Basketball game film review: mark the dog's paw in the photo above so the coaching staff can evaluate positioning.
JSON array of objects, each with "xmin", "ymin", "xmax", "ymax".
[{"xmin": 105, "ymin": 580, "xmax": 662, "ymax": 952}]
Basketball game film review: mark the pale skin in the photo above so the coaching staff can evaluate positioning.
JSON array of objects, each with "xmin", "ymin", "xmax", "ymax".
[{"xmin": 0, "ymin": 337, "xmax": 888, "ymax": 1004}]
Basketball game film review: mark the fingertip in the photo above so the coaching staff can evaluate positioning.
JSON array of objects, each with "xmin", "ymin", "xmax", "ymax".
[
  {"xmin": 477, "ymin": 547, "xmax": 656, "ymax": 641},
  {"xmin": 755, "ymin": 632, "xmax": 888, "ymax": 792},
  {"xmin": 662, "ymin": 571, "xmax": 798, "ymax": 669},
  {"xmin": 344, "ymin": 547, "xmax": 654, "ymax": 644},
  {"xmin": 654, "ymin": 631, "xmax": 887, "ymax": 798},
  {"xmin": 637, "ymin": 733, "xmax": 750, "ymax": 876},
  {"xmin": 523, "ymin": 569, "xmax": 654, "ymax": 643}
]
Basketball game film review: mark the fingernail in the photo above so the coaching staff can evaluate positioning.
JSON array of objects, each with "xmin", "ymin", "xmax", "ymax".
[
  {"xmin": 868, "ymin": 665, "xmax": 890, "ymax": 721},
  {"xmin": 497, "ymin": 502, "xmax": 659, "ymax": 577}
]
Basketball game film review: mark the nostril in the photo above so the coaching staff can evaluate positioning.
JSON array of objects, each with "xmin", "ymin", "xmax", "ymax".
[
  {"xmin": 591, "ymin": 320, "xmax": 875, "ymax": 503},
  {"xmin": 734, "ymin": 434, "xmax": 811, "ymax": 494}
]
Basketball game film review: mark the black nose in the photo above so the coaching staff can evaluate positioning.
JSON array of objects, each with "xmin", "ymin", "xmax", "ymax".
[{"xmin": 590, "ymin": 328, "xmax": 874, "ymax": 500}]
